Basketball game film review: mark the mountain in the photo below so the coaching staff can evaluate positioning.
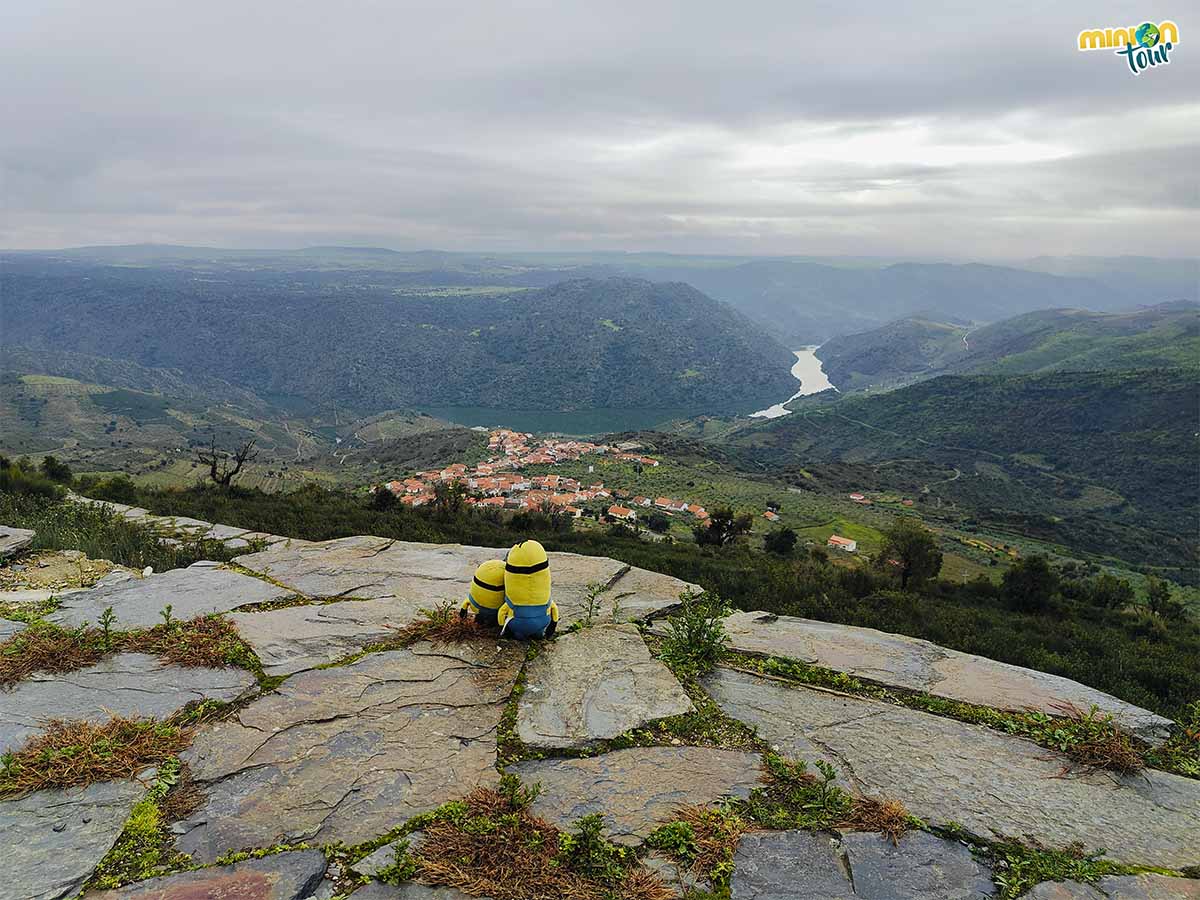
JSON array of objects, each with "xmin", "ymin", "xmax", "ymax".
[
  {"xmin": 815, "ymin": 302, "xmax": 1199, "ymax": 391},
  {"xmin": 0, "ymin": 257, "xmax": 797, "ymax": 418},
  {"xmin": 729, "ymin": 368, "xmax": 1199, "ymax": 577},
  {"xmin": 815, "ymin": 317, "xmax": 970, "ymax": 392},
  {"xmin": 654, "ymin": 260, "xmax": 1160, "ymax": 344}
]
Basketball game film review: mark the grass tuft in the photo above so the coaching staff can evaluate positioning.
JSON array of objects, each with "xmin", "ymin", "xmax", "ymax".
[
  {"xmin": 0, "ymin": 615, "xmax": 261, "ymax": 687},
  {"xmin": 411, "ymin": 784, "xmax": 673, "ymax": 900},
  {"xmin": 0, "ymin": 716, "xmax": 188, "ymax": 798},
  {"xmin": 648, "ymin": 805, "xmax": 747, "ymax": 891},
  {"xmin": 392, "ymin": 602, "xmax": 488, "ymax": 645},
  {"xmin": 657, "ymin": 590, "xmax": 730, "ymax": 678}
]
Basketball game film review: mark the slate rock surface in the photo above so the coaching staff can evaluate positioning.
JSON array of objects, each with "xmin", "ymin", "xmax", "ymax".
[
  {"xmin": 232, "ymin": 536, "xmax": 691, "ymax": 623},
  {"xmin": 710, "ymin": 611, "xmax": 1171, "ymax": 742},
  {"xmin": 82, "ymin": 849, "xmax": 329, "ymax": 900},
  {"xmin": 517, "ymin": 624, "xmax": 693, "ymax": 749},
  {"xmin": 2, "ymin": 780, "xmax": 146, "ymax": 900},
  {"xmin": 349, "ymin": 884, "xmax": 489, "ymax": 900},
  {"xmin": 228, "ymin": 596, "xmax": 433, "ymax": 675},
  {"xmin": 512, "ymin": 746, "xmax": 762, "ymax": 844},
  {"xmin": 0, "ymin": 653, "xmax": 256, "ymax": 755},
  {"xmin": 839, "ymin": 830, "xmax": 996, "ymax": 899},
  {"xmin": 0, "ymin": 618, "xmax": 26, "ymax": 641},
  {"xmin": 705, "ymin": 669, "xmax": 1200, "ymax": 868},
  {"xmin": 0, "ymin": 526, "xmax": 35, "ymax": 561},
  {"xmin": 49, "ymin": 564, "xmax": 294, "ymax": 629},
  {"xmin": 176, "ymin": 641, "xmax": 523, "ymax": 862},
  {"xmin": 731, "ymin": 830, "xmax": 855, "ymax": 900}
]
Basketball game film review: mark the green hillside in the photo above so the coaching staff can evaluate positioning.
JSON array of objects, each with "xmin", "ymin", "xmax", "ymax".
[
  {"xmin": 814, "ymin": 302, "xmax": 1198, "ymax": 392},
  {"xmin": 733, "ymin": 369, "xmax": 1199, "ymax": 578},
  {"xmin": 0, "ymin": 259, "xmax": 797, "ymax": 417}
]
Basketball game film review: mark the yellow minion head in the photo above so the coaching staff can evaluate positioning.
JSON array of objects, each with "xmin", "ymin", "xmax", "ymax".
[
  {"xmin": 467, "ymin": 558, "xmax": 506, "ymax": 613},
  {"xmin": 504, "ymin": 540, "xmax": 551, "ymax": 607}
]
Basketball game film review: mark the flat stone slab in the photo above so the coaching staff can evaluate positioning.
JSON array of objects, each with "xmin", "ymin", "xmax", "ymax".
[
  {"xmin": 350, "ymin": 884, "xmax": 488, "ymax": 900},
  {"xmin": 228, "ymin": 597, "xmax": 433, "ymax": 676},
  {"xmin": 0, "ymin": 526, "xmax": 35, "ymax": 561},
  {"xmin": 839, "ymin": 830, "xmax": 996, "ymax": 898},
  {"xmin": 0, "ymin": 653, "xmax": 256, "ymax": 755},
  {"xmin": 176, "ymin": 641, "xmax": 523, "ymax": 863},
  {"xmin": 709, "ymin": 611, "xmax": 1172, "ymax": 743},
  {"xmin": 232, "ymin": 536, "xmax": 688, "ymax": 624},
  {"xmin": 511, "ymin": 747, "xmax": 762, "ymax": 845},
  {"xmin": 731, "ymin": 829, "xmax": 996, "ymax": 899},
  {"xmin": 3, "ymin": 779, "xmax": 146, "ymax": 900},
  {"xmin": 0, "ymin": 618, "xmax": 26, "ymax": 641},
  {"xmin": 1027, "ymin": 876, "xmax": 1200, "ymax": 898},
  {"xmin": 732, "ymin": 831, "xmax": 855, "ymax": 900},
  {"xmin": 517, "ymin": 624, "xmax": 693, "ymax": 749},
  {"xmin": 600, "ymin": 565, "xmax": 695, "ymax": 622},
  {"xmin": 83, "ymin": 849, "xmax": 328, "ymax": 900},
  {"xmin": 705, "ymin": 669, "xmax": 1200, "ymax": 868},
  {"xmin": 48, "ymin": 563, "xmax": 294, "ymax": 629}
]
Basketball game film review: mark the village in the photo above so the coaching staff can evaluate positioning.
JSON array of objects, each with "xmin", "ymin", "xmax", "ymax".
[
  {"xmin": 381, "ymin": 429, "xmax": 713, "ymax": 526},
  {"xmin": 379, "ymin": 429, "xmax": 865, "ymax": 553}
]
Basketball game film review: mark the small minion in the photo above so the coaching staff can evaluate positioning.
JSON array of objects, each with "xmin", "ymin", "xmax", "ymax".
[
  {"xmin": 460, "ymin": 558, "xmax": 506, "ymax": 626},
  {"xmin": 498, "ymin": 539, "xmax": 559, "ymax": 639}
]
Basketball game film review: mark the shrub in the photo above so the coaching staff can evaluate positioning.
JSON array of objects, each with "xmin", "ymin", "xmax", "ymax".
[
  {"xmin": 659, "ymin": 590, "xmax": 730, "ymax": 677},
  {"xmin": 764, "ymin": 527, "xmax": 797, "ymax": 556}
]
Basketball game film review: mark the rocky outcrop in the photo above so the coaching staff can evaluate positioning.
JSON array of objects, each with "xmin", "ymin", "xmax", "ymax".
[
  {"xmin": 729, "ymin": 830, "xmax": 997, "ymax": 900},
  {"xmin": 517, "ymin": 624, "xmax": 693, "ymax": 749},
  {"xmin": 0, "ymin": 526, "xmax": 35, "ymax": 561},
  {"xmin": 48, "ymin": 563, "xmax": 294, "ymax": 629},
  {"xmin": 0, "ymin": 653, "xmax": 255, "ymax": 755},
  {"xmin": 228, "ymin": 597, "xmax": 431, "ymax": 676},
  {"xmin": 2, "ymin": 780, "xmax": 146, "ymax": 900},
  {"xmin": 82, "ymin": 849, "xmax": 329, "ymax": 900},
  {"xmin": 511, "ymin": 747, "xmax": 762, "ymax": 845},
  {"xmin": 175, "ymin": 641, "xmax": 523, "ymax": 863},
  {"xmin": 704, "ymin": 669, "xmax": 1200, "ymax": 868},
  {"xmin": 1026, "ymin": 875, "xmax": 1200, "ymax": 898},
  {"xmin": 232, "ymin": 536, "xmax": 692, "ymax": 624},
  {"xmin": 698, "ymin": 611, "xmax": 1173, "ymax": 743}
]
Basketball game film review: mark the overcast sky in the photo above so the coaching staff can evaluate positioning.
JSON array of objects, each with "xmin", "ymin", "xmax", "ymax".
[{"xmin": 2, "ymin": 1, "xmax": 1195, "ymax": 258}]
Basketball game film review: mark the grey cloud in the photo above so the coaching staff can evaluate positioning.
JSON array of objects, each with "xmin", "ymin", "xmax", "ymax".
[{"xmin": 1, "ymin": 0, "xmax": 1195, "ymax": 256}]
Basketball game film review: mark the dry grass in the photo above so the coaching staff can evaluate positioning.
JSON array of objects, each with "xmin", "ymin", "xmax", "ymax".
[
  {"xmin": 0, "ymin": 624, "xmax": 106, "ymax": 686},
  {"xmin": 123, "ymin": 616, "xmax": 256, "ymax": 669},
  {"xmin": 415, "ymin": 787, "xmax": 674, "ymax": 900},
  {"xmin": 838, "ymin": 797, "xmax": 914, "ymax": 845},
  {"xmin": 1042, "ymin": 702, "xmax": 1145, "ymax": 775},
  {"xmin": 0, "ymin": 616, "xmax": 257, "ymax": 688},
  {"xmin": 0, "ymin": 716, "xmax": 189, "ymax": 798},
  {"xmin": 390, "ymin": 602, "xmax": 488, "ymax": 645},
  {"xmin": 676, "ymin": 805, "xmax": 747, "ymax": 879}
]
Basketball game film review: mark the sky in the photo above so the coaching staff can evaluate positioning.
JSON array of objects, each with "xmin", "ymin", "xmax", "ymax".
[{"xmin": 2, "ymin": 1, "xmax": 1196, "ymax": 258}]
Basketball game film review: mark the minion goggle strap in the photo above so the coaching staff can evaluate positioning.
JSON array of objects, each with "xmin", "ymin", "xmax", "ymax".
[{"xmin": 505, "ymin": 560, "xmax": 550, "ymax": 575}]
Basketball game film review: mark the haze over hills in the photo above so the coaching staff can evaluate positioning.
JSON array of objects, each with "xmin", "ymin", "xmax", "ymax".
[
  {"xmin": 816, "ymin": 301, "xmax": 1200, "ymax": 392},
  {"xmin": 9, "ymin": 245, "xmax": 1195, "ymax": 346},
  {"xmin": 0, "ymin": 257, "xmax": 797, "ymax": 419}
]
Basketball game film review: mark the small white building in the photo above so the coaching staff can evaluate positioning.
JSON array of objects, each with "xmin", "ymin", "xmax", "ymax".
[{"xmin": 827, "ymin": 534, "xmax": 858, "ymax": 553}]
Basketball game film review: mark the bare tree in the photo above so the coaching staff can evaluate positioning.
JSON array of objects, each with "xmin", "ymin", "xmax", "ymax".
[{"xmin": 196, "ymin": 437, "xmax": 258, "ymax": 488}]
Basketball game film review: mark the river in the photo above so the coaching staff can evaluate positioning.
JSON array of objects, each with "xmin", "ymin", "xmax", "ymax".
[{"xmin": 750, "ymin": 346, "xmax": 836, "ymax": 418}]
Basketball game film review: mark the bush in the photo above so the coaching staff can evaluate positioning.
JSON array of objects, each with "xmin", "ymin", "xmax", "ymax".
[
  {"xmin": 0, "ymin": 457, "xmax": 65, "ymax": 500},
  {"xmin": 1002, "ymin": 555, "xmax": 1058, "ymax": 612},
  {"xmin": 764, "ymin": 527, "xmax": 797, "ymax": 556},
  {"xmin": 39, "ymin": 456, "xmax": 74, "ymax": 484},
  {"xmin": 646, "ymin": 513, "xmax": 671, "ymax": 534},
  {"xmin": 659, "ymin": 590, "xmax": 730, "ymax": 677}
]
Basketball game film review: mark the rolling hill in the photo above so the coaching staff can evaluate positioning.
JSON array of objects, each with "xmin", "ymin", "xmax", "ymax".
[
  {"xmin": 815, "ymin": 302, "xmax": 1199, "ymax": 392},
  {"xmin": 0, "ymin": 258, "xmax": 798, "ymax": 418},
  {"xmin": 730, "ymin": 368, "xmax": 1200, "ymax": 578}
]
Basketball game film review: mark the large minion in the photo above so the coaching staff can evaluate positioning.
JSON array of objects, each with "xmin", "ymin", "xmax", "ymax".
[
  {"xmin": 460, "ymin": 558, "xmax": 506, "ymax": 626},
  {"xmin": 498, "ymin": 540, "xmax": 559, "ymax": 639}
]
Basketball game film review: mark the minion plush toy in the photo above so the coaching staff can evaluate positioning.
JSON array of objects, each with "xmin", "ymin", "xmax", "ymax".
[
  {"xmin": 460, "ymin": 558, "xmax": 507, "ymax": 626},
  {"xmin": 498, "ymin": 540, "xmax": 559, "ymax": 639}
]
